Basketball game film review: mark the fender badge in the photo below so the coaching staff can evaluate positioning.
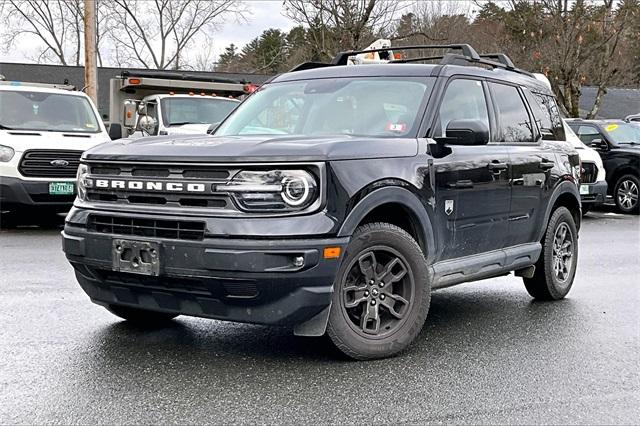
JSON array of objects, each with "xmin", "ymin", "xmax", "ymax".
[{"xmin": 445, "ymin": 199, "xmax": 454, "ymax": 216}]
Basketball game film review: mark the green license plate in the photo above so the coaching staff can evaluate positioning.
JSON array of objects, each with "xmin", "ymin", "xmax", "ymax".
[{"xmin": 49, "ymin": 182, "xmax": 75, "ymax": 195}]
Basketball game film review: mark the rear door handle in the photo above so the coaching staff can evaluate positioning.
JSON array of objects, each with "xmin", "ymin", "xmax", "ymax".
[
  {"xmin": 488, "ymin": 161, "xmax": 508, "ymax": 172},
  {"xmin": 539, "ymin": 160, "xmax": 555, "ymax": 170}
]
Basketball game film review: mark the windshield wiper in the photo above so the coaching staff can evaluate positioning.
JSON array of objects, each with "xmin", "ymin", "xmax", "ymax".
[
  {"xmin": 617, "ymin": 142, "xmax": 639, "ymax": 145},
  {"xmin": 168, "ymin": 121, "xmax": 206, "ymax": 126},
  {"xmin": 0, "ymin": 123, "xmax": 14, "ymax": 130}
]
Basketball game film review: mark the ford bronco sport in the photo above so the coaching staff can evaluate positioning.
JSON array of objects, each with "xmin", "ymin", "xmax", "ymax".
[{"xmin": 62, "ymin": 44, "xmax": 582, "ymax": 359}]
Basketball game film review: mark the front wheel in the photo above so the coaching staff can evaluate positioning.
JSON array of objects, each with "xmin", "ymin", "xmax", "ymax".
[
  {"xmin": 524, "ymin": 207, "xmax": 578, "ymax": 300},
  {"xmin": 106, "ymin": 304, "xmax": 178, "ymax": 324},
  {"xmin": 327, "ymin": 223, "xmax": 431, "ymax": 360},
  {"xmin": 614, "ymin": 174, "xmax": 639, "ymax": 214}
]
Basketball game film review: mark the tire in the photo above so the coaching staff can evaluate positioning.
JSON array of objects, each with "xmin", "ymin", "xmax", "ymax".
[
  {"xmin": 326, "ymin": 222, "xmax": 431, "ymax": 360},
  {"xmin": 614, "ymin": 174, "xmax": 639, "ymax": 214},
  {"xmin": 106, "ymin": 304, "xmax": 178, "ymax": 324},
  {"xmin": 581, "ymin": 206, "xmax": 590, "ymax": 216},
  {"xmin": 524, "ymin": 207, "xmax": 578, "ymax": 300}
]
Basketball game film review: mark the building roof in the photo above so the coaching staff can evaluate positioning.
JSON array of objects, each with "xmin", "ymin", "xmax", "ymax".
[{"xmin": 0, "ymin": 62, "xmax": 272, "ymax": 119}]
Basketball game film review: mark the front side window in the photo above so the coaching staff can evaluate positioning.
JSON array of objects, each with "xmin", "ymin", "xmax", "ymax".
[
  {"xmin": 0, "ymin": 90, "xmax": 100, "ymax": 133},
  {"xmin": 160, "ymin": 97, "xmax": 239, "ymax": 126},
  {"xmin": 433, "ymin": 78, "xmax": 489, "ymax": 138},
  {"xmin": 215, "ymin": 77, "xmax": 433, "ymax": 138},
  {"xmin": 490, "ymin": 83, "xmax": 534, "ymax": 143}
]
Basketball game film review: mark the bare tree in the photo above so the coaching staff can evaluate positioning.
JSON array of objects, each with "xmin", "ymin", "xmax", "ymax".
[
  {"xmin": 1, "ymin": 0, "xmax": 82, "ymax": 65},
  {"xmin": 284, "ymin": 0, "xmax": 404, "ymax": 59},
  {"xmin": 105, "ymin": 0, "xmax": 242, "ymax": 69}
]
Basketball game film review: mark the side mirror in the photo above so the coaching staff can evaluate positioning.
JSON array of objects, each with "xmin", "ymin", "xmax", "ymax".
[
  {"xmin": 590, "ymin": 139, "xmax": 607, "ymax": 150},
  {"xmin": 437, "ymin": 119, "xmax": 489, "ymax": 146},
  {"xmin": 138, "ymin": 115, "xmax": 158, "ymax": 135},
  {"xmin": 122, "ymin": 100, "xmax": 137, "ymax": 129},
  {"xmin": 107, "ymin": 123, "xmax": 123, "ymax": 141}
]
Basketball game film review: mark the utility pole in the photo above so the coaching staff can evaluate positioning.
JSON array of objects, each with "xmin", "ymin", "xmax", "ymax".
[{"xmin": 84, "ymin": 0, "xmax": 98, "ymax": 104}]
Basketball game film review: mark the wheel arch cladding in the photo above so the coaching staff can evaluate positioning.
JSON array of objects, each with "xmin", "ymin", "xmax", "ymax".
[
  {"xmin": 541, "ymin": 181, "xmax": 581, "ymax": 240},
  {"xmin": 337, "ymin": 186, "xmax": 435, "ymax": 263}
]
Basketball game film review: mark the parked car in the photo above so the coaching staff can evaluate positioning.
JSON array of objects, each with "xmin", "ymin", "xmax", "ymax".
[
  {"xmin": 566, "ymin": 119, "xmax": 640, "ymax": 214},
  {"xmin": 63, "ymin": 44, "xmax": 582, "ymax": 359},
  {"xmin": 563, "ymin": 121, "xmax": 607, "ymax": 214},
  {"xmin": 0, "ymin": 82, "xmax": 115, "ymax": 216}
]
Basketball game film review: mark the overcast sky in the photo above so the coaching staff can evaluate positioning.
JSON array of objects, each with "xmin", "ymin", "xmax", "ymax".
[{"xmin": 0, "ymin": 1, "xmax": 297, "ymax": 65}]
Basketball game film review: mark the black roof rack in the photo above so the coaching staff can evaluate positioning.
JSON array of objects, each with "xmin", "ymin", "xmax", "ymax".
[
  {"xmin": 331, "ymin": 43, "xmax": 481, "ymax": 65},
  {"xmin": 290, "ymin": 43, "xmax": 533, "ymax": 78},
  {"xmin": 120, "ymin": 70, "xmax": 243, "ymax": 85}
]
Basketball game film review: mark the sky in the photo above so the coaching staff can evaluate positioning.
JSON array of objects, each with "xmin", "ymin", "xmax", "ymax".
[{"xmin": 0, "ymin": 0, "xmax": 297, "ymax": 65}]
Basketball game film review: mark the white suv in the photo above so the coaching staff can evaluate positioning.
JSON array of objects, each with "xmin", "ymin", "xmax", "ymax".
[{"xmin": 0, "ymin": 83, "xmax": 112, "ymax": 215}]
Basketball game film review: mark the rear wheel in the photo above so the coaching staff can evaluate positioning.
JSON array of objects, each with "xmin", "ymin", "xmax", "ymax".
[
  {"xmin": 524, "ymin": 207, "xmax": 578, "ymax": 300},
  {"xmin": 106, "ymin": 304, "xmax": 178, "ymax": 324},
  {"xmin": 327, "ymin": 222, "xmax": 430, "ymax": 360},
  {"xmin": 614, "ymin": 174, "xmax": 639, "ymax": 214}
]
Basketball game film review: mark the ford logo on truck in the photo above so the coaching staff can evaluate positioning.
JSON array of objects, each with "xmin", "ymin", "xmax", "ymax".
[
  {"xmin": 50, "ymin": 159, "xmax": 70, "ymax": 167},
  {"xmin": 93, "ymin": 179, "xmax": 206, "ymax": 193}
]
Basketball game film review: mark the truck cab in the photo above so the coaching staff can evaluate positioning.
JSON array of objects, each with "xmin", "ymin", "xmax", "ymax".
[
  {"xmin": 108, "ymin": 71, "xmax": 252, "ymax": 138},
  {"xmin": 131, "ymin": 93, "xmax": 239, "ymax": 137}
]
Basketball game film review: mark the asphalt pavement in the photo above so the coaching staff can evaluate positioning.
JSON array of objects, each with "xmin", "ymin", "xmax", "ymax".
[{"xmin": 0, "ymin": 207, "xmax": 638, "ymax": 424}]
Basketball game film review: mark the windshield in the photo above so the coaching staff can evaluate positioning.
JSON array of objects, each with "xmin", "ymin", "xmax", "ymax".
[
  {"xmin": 0, "ymin": 90, "xmax": 100, "ymax": 133},
  {"xmin": 161, "ymin": 97, "xmax": 239, "ymax": 126},
  {"xmin": 603, "ymin": 122, "xmax": 640, "ymax": 144},
  {"xmin": 215, "ymin": 77, "xmax": 432, "ymax": 137}
]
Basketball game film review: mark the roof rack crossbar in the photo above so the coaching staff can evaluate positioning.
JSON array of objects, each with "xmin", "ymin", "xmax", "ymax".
[
  {"xmin": 331, "ymin": 44, "xmax": 480, "ymax": 65},
  {"xmin": 479, "ymin": 53, "xmax": 515, "ymax": 69}
]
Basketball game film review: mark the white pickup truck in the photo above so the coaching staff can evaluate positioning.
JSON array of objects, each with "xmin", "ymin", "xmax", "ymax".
[
  {"xmin": 108, "ymin": 72, "xmax": 251, "ymax": 137},
  {"xmin": 0, "ymin": 81, "xmax": 113, "ymax": 215}
]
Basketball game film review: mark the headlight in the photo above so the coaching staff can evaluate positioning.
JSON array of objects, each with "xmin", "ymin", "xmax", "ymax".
[
  {"xmin": 76, "ymin": 163, "xmax": 91, "ymax": 201},
  {"xmin": 0, "ymin": 145, "xmax": 15, "ymax": 162},
  {"xmin": 220, "ymin": 170, "xmax": 318, "ymax": 212}
]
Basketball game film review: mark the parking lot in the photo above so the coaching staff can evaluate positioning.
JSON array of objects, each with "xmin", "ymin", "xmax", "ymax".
[{"xmin": 0, "ymin": 206, "xmax": 638, "ymax": 424}]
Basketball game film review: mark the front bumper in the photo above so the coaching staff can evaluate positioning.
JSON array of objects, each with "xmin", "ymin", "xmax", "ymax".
[
  {"xmin": 62, "ymin": 223, "xmax": 348, "ymax": 326},
  {"xmin": 0, "ymin": 176, "xmax": 75, "ymax": 210},
  {"xmin": 580, "ymin": 180, "xmax": 608, "ymax": 206}
]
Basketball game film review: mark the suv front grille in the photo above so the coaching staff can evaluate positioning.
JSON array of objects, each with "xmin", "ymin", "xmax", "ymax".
[
  {"xmin": 88, "ymin": 214, "xmax": 206, "ymax": 241},
  {"xmin": 581, "ymin": 162, "xmax": 597, "ymax": 184},
  {"xmin": 85, "ymin": 162, "xmax": 238, "ymax": 211},
  {"xmin": 19, "ymin": 150, "xmax": 82, "ymax": 178}
]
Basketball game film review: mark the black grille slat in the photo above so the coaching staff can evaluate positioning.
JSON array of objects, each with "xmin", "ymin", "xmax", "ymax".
[
  {"xmin": 88, "ymin": 215, "xmax": 205, "ymax": 241},
  {"xmin": 19, "ymin": 149, "xmax": 82, "ymax": 178},
  {"xmin": 581, "ymin": 162, "xmax": 597, "ymax": 184}
]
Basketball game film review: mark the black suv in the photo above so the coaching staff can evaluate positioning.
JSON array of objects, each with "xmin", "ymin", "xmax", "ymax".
[
  {"xmin": 63, "ymin": 45, "xmax": 581, "ymax": 359},
  {"xmin": 567, "ymin": 119, "xmax": 640, "ymax": 214}
]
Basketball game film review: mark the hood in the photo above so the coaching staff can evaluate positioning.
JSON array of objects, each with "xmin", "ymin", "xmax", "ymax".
[
  {"xmin": 83, "ymin": 134, "xmax": 419, "ymax": 162},
  {"xmin": 0, "ymin": 129, "xmax": 111, "ymax": 153},
  {"xmin": 614, "ymin": 145, "xmax": 640, "ymax": 155},
  {"xmin": 164, "ymin": 123, "xmax": 211, "ymax": 135}
]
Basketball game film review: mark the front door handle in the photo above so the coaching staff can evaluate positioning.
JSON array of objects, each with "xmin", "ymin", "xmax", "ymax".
[
  {"xmin": 539, "ymin": 160, "xmax": 555, "ymax": 170},
  {"xmin": 488, "ymin": 161, "xmax": 508, "ymax": 172}
]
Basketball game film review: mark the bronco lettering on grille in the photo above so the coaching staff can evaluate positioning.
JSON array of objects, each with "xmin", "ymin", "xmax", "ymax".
[{"xmin": 93, "ymin": 179, "xmax": 207, "ymax": 193}]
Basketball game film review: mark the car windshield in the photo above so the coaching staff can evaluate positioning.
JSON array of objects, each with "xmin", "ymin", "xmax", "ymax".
[
  {"xmin": 602, "ymin": 122, "xmax": 640, "ymax": 144},
  {"xmin": 161, "ymin": 97, "xmax": 239, "ymax": 126},
  {"xmin": 0, "ymin": 90, "xmax": 100, "ymax": 133},
  {"xmin": 215, "ymin": 77, "xmax": 432, "ymax": 138}
]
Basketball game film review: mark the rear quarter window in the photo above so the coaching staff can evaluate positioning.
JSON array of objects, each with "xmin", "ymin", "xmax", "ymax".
[{"xmin": 526, "ymin": 90, "xmax": 566, "ymax": 141}]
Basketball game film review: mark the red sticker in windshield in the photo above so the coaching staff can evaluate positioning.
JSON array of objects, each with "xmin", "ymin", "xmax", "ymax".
[{"xmin": 386, "ymin": 123, "xmax": 407, "ymax": 132}]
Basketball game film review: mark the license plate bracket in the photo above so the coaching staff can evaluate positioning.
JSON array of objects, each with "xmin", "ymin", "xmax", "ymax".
[{"xmin": 112, "ymin": 239, "xmax": 160, "ymax": 276}]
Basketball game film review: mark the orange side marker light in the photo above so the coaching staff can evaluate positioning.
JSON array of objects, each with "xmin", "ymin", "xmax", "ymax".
[{"xmin": 323, "ymin": 247, "xmax": 341, "ymax": 259}]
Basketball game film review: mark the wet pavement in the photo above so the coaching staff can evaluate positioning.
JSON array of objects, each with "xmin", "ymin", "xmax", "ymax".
[{"xmin": 1, "ymin": 208, "xmax": 638, "ymax": 424}]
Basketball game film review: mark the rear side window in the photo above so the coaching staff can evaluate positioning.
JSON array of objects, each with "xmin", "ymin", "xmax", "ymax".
[
  {"xmin": 489, "ymin": 83, "xmax": 534, "ymax": 143},
  {"xmin": 575, "ymin": 125, "xmax": 603, "ymax": 145},
  {"xmin": 527, "ymin": 91, "xmax": 566, "ymax": 141},
  {"xmin": 433, "ymin": 79, "xmax": 489, "ymax": 138}
]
